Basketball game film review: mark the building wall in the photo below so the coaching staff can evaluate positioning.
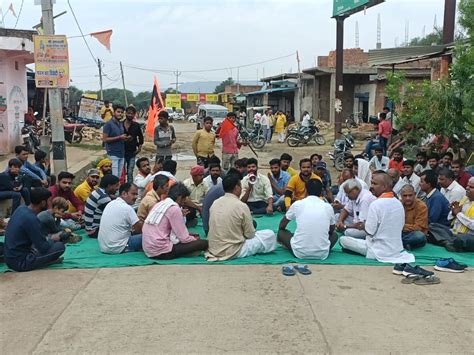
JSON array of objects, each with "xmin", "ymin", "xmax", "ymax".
[
  {"xmin": 318, "ymin": 76, "xmax": 332, "ymax": 122},
  {"xmin": 0, "ymin": 55, "xmax": 27, "ymax": 154},
  {"xmin": 353, "ymin": 83, "xmax": 377, "ymax": 117},
  {"xmin": 326, "ymin": 48, "xmax": 368, "ymax": 68}
]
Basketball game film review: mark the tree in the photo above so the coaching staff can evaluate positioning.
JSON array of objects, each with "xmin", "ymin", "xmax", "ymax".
[
  {"xmin": 96, "ymin": 88, "xmax": 135, "ymax": 106},
  {"xmin": 409, "ymin": 28, "xmax": 443, "ymax": 46},
  {"xmin": 133, "ymin": 91, "xmax": 152, "ymax": 112},
  {"xmin": 68, "ymin": 86, "xmax": 83, "ymax": 108},
  {"xmin": 214, "ymin": 77, "xmax": 234, "ymax": 94}
]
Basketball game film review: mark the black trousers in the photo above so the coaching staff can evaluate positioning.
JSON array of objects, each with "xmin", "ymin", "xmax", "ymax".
[
  {"xmin": 247, "ymin": 201, "xmax": 268, "ymax": 215},
  {"xmin": 6, "ymin": 241, "xmax": 65, "ymax": 272},
  {"xmin": 277, "ymin": 229, "xmax": 338, "ymax": 256},
  {"xmin": 152, "ymin": 239, "xmax": 208, "ymax": 260}
]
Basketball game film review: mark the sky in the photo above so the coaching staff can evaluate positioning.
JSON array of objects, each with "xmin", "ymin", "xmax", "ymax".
[{"xmin": 1, "ymin": 0, "xmax": 457, "ymax": 93}]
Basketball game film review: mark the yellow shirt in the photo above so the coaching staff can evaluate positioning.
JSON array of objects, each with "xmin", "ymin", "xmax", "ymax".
[
  {"xmin": 192, "ymin": 129, "xmax": 216, "ymax": 158},
  {"xmin": 285, "ymin": 173, "xmax": 322, "ymax": 208},
  {"xmin": 137, "ymin": 190, "xmax": 161, "ymax": 221},
  {"xmin": 274, "ymin": 114, "xmax": 287, "ymax": 133},
  {"xmin": 74, "ymin": 180, "xmax": 96, "ymax": 203},
  {"xmin": 286, "ymin": 167, "xmax": 298, "ymax": 177},
  {"xmin": 183, "ymin": 178, "xmax": 208, "ymax": 206},
  {"xmin": 100, "ymin": 106, "xmax": 114, "ymax": 122}
]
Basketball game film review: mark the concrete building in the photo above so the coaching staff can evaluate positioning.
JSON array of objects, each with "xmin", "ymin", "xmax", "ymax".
[{"xmin": 0, "ymin": 28, "xmax": 35, "ymax": 154}]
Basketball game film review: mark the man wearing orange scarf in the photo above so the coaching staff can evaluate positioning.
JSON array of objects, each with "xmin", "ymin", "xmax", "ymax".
[{"xmin": 216, "ymin": 112, "xmax": 241, "ymax": 171}]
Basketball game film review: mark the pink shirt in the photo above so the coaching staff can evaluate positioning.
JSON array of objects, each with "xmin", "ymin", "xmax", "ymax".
[
  {"xmin": 378, "ymin": 120, "xmax": 392, "ymax": 139},
  {"xmin": 221, "ymin": 127, "xmax": 239, "ymax": 154},
  {"xmin": 142, "ymin": 204, "xmax": 195, "ymax": 257}
]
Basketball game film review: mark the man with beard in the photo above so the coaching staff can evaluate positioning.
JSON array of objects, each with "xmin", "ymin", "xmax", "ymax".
[
  {"xmin": 388, "ymin": 148, "xmax": 404, "ymax": 172},
  {"xmin": 203, "ymin": 163, "xmax": 222, "ymax": 189},
  {"xmin": 452, "ymin": 160, "xmax": 472, "ymax": 189},
  {"xmin": 102, "ymin": 105, "xmax": 127, "ymax": 177},
  {"xmin": 267, "ymin": 158, "xmax": 290, "ymax": 211},
  {"xmin": 74, "ymin": 169, "xmax": 100, "ymax": 203},
  {"xmin": 284, "ymin": 158, "xmax": 321, "ymax": 209},
  {"xmin": 427, "ymin": 153, "xmax": 441, "ymax": 174},
  {"xmin": 97, "ymin": 158, "xmax": 113, "ymax": 178},
  {"xmin": 133, "ymin": 157, "xmax": 156, "ymax": 209},
  {"xmin": 414, "ymin": 151, "xmax": 429, "ymax": 175},
  {"xmin": 123, "ymin": 106, "xmax": 144, "ymax": 183},
  {"xmin": 240, "ymin": 158, "xmax": 273, "ymax": 215},
  {"xmin": 217, "ymin": 112, "xmax": 240, "ymax": 171}
]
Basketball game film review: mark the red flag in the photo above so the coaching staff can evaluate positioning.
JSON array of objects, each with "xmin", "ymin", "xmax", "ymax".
[
  {"xmin": 91, "ymin": 30, "xmax": 113, "ymax": 51},
  {"xmin": 146, "ymin": 76, "xmax": 164, "ymax": 138}
]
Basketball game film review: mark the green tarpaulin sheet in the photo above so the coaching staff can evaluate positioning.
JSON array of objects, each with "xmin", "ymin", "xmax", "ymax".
[{"xmin": 1, "ymin": 214, "xmax": 472, "ymax": 272}]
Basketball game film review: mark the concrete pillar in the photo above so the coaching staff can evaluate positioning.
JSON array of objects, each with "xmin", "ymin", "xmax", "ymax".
[{"xmin": 329, "ymin": 73, "xmax": 336, "ymax": 125}]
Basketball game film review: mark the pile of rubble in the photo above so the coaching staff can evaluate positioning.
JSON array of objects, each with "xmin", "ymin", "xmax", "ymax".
[{"xmin": 82, "ymin": 127, "xmax": 103, "ymax": 142}]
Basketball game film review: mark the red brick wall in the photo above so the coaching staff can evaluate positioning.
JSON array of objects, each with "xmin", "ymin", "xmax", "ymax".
[
  {"xmin": 318, "ymin": 56, "xmax": 329, "ymax": 67},
  {"xmin": 327, "ymin": 48, "xmax": 368, "ymax": 68}
]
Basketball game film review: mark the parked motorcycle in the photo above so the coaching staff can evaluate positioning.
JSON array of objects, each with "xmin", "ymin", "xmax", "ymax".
[
  {"xmin": 238, "ymin": 124, "xmax": 266, "ymax": 150},
  {"xmin": 329, "ymin": 131, "xmax": 355, "ymax": 171},
  {"xmin": 21, "ymin": 125, "xmax": 40, "ymax": 153},
  {"xmin": 64, "ymin": 122, "xmax": 85, "ymax": 144},
  {"xmin": 286, "ymin": 120, "xmax": 326, "ymax": 147}
]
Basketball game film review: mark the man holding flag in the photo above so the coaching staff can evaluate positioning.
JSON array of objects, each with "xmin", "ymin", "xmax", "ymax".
[{"xmin": 216, "ymin": 112, "xmax": 241, "ymax": 172}]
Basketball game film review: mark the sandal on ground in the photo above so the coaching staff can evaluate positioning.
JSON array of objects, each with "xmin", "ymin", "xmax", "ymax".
[
  {"xmin": 401, "ymin": 275, "xmax": 422, "ymax": 284},
  {"xmin": 414, "ymin": 276, "xmax": 441, "ymax": 285},
  {"xmin": 282, "ymin": 265, "xmax": 296, "ymax": 276},
  {"xmin": 294, "ymin": 265, "xmax": 312, "ymax": 275}
]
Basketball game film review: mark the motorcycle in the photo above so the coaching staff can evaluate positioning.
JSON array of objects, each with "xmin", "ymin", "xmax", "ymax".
[
  {"xmin": 329, "ymin": 131, "xmax": 355, "ymax": 171},
  {"xmin": 286, "ymin": 120, "xmax": 326, "ymax": 147},
  {"xmin": 238, "ymin": 123, "xmax": 266, "ymax": 150},
  {"xmin": 21, "ymin": 125, "xmax": 40, "ymax": 153}
]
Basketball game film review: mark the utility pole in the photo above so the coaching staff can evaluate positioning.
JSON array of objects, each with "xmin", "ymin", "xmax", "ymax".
[
  {"xmin": 296, "ymin": 51, "xmax": 302, "ymax": 120},
  {"xmin": 120, "ymin": 61, "xmax": 128, "ymax": 106},
  {"xmin": 334, "ymin": 16, "xmax": 346, "ymax": 138},
  {"xmin": 98, "ymin": 58, "xmax": 103, "ymax": 100},
  {"xmin": 41, "ymin": 0, "xmax": 67, "ymax": 172},
  {"xmin": 440, "ymin": 0, "xmax": 456, "ymax": 78},
  {"xmin": 174, "ymin": 70, "xmax": 181, "ymax": 92}
]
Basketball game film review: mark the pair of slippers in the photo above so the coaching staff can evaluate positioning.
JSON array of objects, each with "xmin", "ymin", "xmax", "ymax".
[
  {"xmin": 282, "ymin": 265, "xmax": 311, "ymax": 276},
  {"xmin": 401, "ymin": 274, "xmax": 440, "ymax": 285}
]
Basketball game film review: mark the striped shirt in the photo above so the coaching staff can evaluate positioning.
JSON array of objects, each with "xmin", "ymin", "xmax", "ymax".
[{"xmin": 84, "ymin": 188, "xmax": 112, "ymax": 234}]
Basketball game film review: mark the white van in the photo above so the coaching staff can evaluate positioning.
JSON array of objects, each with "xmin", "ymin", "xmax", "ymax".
[{"xmin": 196, "ymin": 104, "xmax": 228, "ymax": 129}]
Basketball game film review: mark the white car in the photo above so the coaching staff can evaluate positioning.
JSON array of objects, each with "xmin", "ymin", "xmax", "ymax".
[{"xmin": 187, "ymin": 114, "xmax": 197, "ymax": 123}]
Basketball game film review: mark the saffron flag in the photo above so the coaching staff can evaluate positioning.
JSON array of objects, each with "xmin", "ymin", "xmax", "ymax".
[
  {"xmin": 91, "ymin": 30, "xmax": 113, "ymax": 52},
  {"xmin": 146, "ymin": 76, "xmax": 164, "ymax": 138},
  {"xmin": 8, "ymin": 3, "xmax": 17, "ymax": 18}
]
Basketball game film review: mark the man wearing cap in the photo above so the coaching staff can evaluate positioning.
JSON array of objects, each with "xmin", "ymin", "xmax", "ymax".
[
  {"xmin": 97, "ymin": 158, "xmax": 112, "ymax": 178},
  {"xmin": 183, "ymin": 165, "xmax": 209, "ymax": 227},
  {"xmin": 314, "ymin": 161, "xmax": 333, "ymax": 203},
  {"xmin": 74, "ymin": 169, "xmax": 100, "ymax": 203}
]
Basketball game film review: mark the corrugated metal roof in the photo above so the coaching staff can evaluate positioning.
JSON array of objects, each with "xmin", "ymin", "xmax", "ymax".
[
  {"xmin": 245, "ymin": 87, "xmax": 296, "ymax": 96},
  {"xmin": 368, "ymin": 45, "xmax": 448, "ymax": 67},
  {"xmin": 303, "ymin": 66, "xmax": 377, "ymax": 76}
]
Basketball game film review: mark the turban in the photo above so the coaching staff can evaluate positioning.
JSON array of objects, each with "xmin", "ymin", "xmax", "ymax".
[
  {"xmin": 190, "ymin": 165, "xmax": 205, "ymax": 176},
  {"xmin": 97, "ymin": 158, "xmax": 112, "ymax": 169}
]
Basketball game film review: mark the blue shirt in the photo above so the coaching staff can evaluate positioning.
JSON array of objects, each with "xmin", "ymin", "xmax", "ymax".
[
  {"xmin": 7, "ymin": 160, "xmax": 47, "ymax": 181},
  {"xmin": 103, "ymin": 118, "xmax": 125, "ymax": 158},
  {"xmin": 4, "ymin": 206, "xmax": 51, "ymax": 262},
  {"xmin": 202, "ymin": 183, "xmax": 225, "ymax": 234},
  {"xmin": 426, "ymin": 189, "xmax": 450, "ymax": 226},
  {"xmin": 270, "ymin": 170, "xmax": 291, "ymax": 199}
]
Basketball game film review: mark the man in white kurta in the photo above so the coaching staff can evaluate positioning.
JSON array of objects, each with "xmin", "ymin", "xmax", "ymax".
[{"xmin": 340, "ymin": 173, "xmax": 415, "ymax": 264}]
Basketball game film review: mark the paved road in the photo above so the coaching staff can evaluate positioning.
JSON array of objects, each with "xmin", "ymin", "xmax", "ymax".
[{"xmin": 1, "ymin": 265, "xmax": 473, "ymax": 353}]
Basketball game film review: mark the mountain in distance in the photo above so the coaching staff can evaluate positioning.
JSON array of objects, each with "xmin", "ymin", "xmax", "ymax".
[{"xmin": 175, "ymin": 80, "xmax": 260, "ymax": 93}]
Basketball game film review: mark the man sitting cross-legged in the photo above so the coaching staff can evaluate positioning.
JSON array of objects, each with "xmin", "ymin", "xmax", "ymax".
[
  {"xmin": 137, "ymin": 175, "xmax": 170, "ymax": 221},
  {"xmin": 267, "ymin": 158, "xmax": 290, "ymax": 211},
  {"xmin": 336, "ymin": 178, "xmax": 376, "ymax": 239},
  {"xmin": 98, "ymin": 183, "xmax": 143, "ymax": 254},
  {"xmin": 183, "ymin": 165, "xmax": 208, "ymax": 227},
  {"xmin": 240, "ymin": 158, "xmax": 273, "ymax": 215},
  {"xmin": 142, "ymin": 182, "xmax": 208, "ymax": 260},
  {"xmin": 84, "ymin": 174, "xmax": 120, "ymax": 238},
  {"xmin": 278, "ymin": 179, "xmax": 337, "ymax": 260},
  {"xmin": 340, "ymin": 172, "xmax": 415, "ymax": 264},
  {"xmin": 0, "ymin": 158, "xmax": 31, "ymax": 214},
  {"xmin": 4, "ymin": 188, "xmax": 65, "ymax": 272},
  {"xmin": 38, "ymin": 197, "xmax": 82, "ymax": 244},
  {"xmin": 400, "ymin": 184, "xmax": 428, "ymax": 250},
  {"xmin": 206, "ymin": 173, "xmax": 277, "ymax": 261},
  {"xmin": 284, "ymin": 158, "xmax": 321, "ymax": 209},
  {"xmin": 74, "ymin": 168, "xmax": 100, "ymax": 204}
]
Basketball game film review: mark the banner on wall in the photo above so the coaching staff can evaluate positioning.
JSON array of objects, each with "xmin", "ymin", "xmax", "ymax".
[
  {"xmin": 165, "ymin": 94, "xmax": 182, "ymax": 108},
  {"xmin": 78, "ymin": 97, "xmax": 104, "ymax": 121},
  {"xmin": 33, "ymin": 35, "xmax": 70, "ymax": 88}
]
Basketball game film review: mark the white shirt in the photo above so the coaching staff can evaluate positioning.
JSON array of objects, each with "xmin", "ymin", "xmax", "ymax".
[
  {"xmin": 286, "ymin": 196, "xmax": 336, "ymax": 260},
  {"xmin": 414, "ymin": 162, "xmax": 430, "ymax": 175},
  {"xmin": 343, "ymin": 189, "xmax": 376, "ymax": 223},
  {"xmin": 356, "ymin": 158, "xmax": 372, "ymax": 187},
  {"xmin": 398, "ymin": 173, "xmax": 421, "ymax": 197},
  {"xmin": 364, "ymin": 197, "xmax": 415, "ymax": 263},
  {"xmin": 335, "ymin": 177, "xmax": 368, "ymax": 205},
  {"xmin": 260, "ymin": 114, "xmax": 270, "ymax": 128},
  {"xmin": 369, "ymin": 156, "xmax": 389, "ymax": 172},
  {"xmin": 133, "ymin": 172, "xmax": 154, "ymax": 208},
  {"xmin": 204, "ymin": 175, "xmax": 222, "ymax": 190},
  {"xmin": 241, "ymin": 173, "xmax": 273, "ymax": 203},
  {"xmin": 441, "ymin": 180, "xmax": 466, "ymax": 204},
  {"xmin": 98, "ymin": 197, "xmax": 139, "ymax": 254},
  {"xmin": 301, "ymin": 114, "xmax": 311, "ymax": 127}
]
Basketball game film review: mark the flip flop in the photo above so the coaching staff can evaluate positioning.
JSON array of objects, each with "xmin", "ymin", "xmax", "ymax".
[
  {"xmin": 282, "ymin": 265, "xmax": 296, "ymax": 276},
  {"xmin": 294, "ymin": 265, "xmax": 312, "ymax": 275},
  {"xmin": 401, "ymin": 275, "xmax": 421, "ymax": 284},
  {"xmin": 414, "ymin": 276, "xmax": 441, "ymax": 285}
]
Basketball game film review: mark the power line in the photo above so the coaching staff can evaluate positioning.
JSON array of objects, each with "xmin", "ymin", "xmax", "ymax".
[
  {"xmin": 13, "ymin": 0, "xmax": 24, "ymax": 29},
  {"xmin": 67, "ymin": 0, "xmax": 96, "ymax": 63}
]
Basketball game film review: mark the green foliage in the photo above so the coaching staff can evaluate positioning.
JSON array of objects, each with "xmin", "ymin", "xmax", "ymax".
[
  {"xmin": 409, "ymin": 28, "xmax": 443, "ymax": 46},
  {"xmin": 214, "ymin": 77, "xmax": 234, "ymax": 94},
  {"xmin": 68, "ymin": 86, "xmax": 83, "ymax": 107}
]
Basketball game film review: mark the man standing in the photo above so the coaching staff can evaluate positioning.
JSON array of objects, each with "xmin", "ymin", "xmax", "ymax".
[
  {"xmin": 206, "ymin": 174, "xmax": 276, "ymax": 261},
  {"xmin": 452, "ymin": 160, "xmax": 472, "ymax": 189},
  {"xmin": 0, "ymin": 159, "xmax": 31, "ymax": 213},
  {"xmin": 100, "ymin": 100, "xmax": 114, "ymax": 122},
  {"xmin": 369, "ymin": 147, "xmax": 390, "ymax": 172},
  {"xmin": 419, "ymin": 170, "xmax": 450, "ymax": 226},
  {"xmin": 102, "ymin": 104, "xmax": 127, "ymax": 177},
  {"xmin": 217, "ymin": 112, "xmax": 240, "ymax": 171},
  {"xmin": 123, "ymin": 106, "xmax": 144, "ymax": 183},
  {"xmin": 278, "ymin": 179, "xmax": 337, "ymax": 260},
  {"xmin": 203, "ymin": 163, "xmax": 222, "ymax": 189},
  {"xmin": 260, "ymin": 110, "xmax": 270, "ymax": 143},
  {"xmin": 400, "ymin": 185, "xmax": 428, "ymax": 250},
  {"xmin": 240, "ymin": 158, "xmax": 273, "ymax": 215},
  {"xmin": 74, "ymin": 169, "xmax": 100, "ymax": 203},
  {"xmin": 267, "ymin": 159, "xmax": 290, "ymax": 211},
  {"xmin": 389, "ymin": 148, "xmax": 404, "ymax": 172},
  {"xmin": 84, "ymin": 174, "xmax": 120, "ymax": 238},
  {"xmin": 274, "ymin": 111, "xmax": 287, "ymax": 143},
  {"xmin": 284, "ymin": 158, "xmax": 321, "ymax": 209},
  {"xmin": 340, "ymin": 173, "xmax": 415, "ymax": 264},
  {"xmin": 192, "ymin": 116, "xmax": 216, "ymax": 168},
  {"xmin": 48, "ymin": 172, "xmax": 84, "ymax": 228},
  {"xmin": 154, "ymin": 111, "xmax": 176, "ymax": 162},
  {"xmin": 98, "ymin": 183, "xmax": 143, "ymax": 254},
  {"xmin": 439, "ymin": 168, "xmax": 466, "ymax": 204},
  {"xmin": 4, "ymin": 188, "xmax": 65, "ymax": 272},
  {"xmin": 377, "ymin": 112, "xmax": 392, "ymax": 155},
  {"xmin": 336, "ymin": 179, "xmax": 376, "ymax": 239}
]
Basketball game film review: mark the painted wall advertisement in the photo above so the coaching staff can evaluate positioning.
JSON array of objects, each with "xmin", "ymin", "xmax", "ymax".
[
  {"xmin": 33, "ymin": 35, "xmax": 70, "ymax": 88},
  {"xmin": 78, "ymin": 97, "xmax": 104, "ymax": 121}
]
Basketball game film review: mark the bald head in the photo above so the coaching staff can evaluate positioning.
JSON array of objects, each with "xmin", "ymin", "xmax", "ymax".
[
  {"xmin": 370, "ymin": 172, "xmax": 394, "ymax": 197},
  {"xmin": 400, "ymin": 184, "xmax": 415, "ymax": 194},
  {"xmin": 400, "ymin": 184, "xmax": 416, "ymax": 207}
]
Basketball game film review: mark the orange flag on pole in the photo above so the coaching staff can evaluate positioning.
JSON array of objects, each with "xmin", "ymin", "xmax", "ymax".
[
  {"xmin": 91, "ymin": 30, "xmax": 113, "ymax": 51},
  {"xmin": 146, "ymin": 76, "xmax": 164, "ymax": 139}
]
